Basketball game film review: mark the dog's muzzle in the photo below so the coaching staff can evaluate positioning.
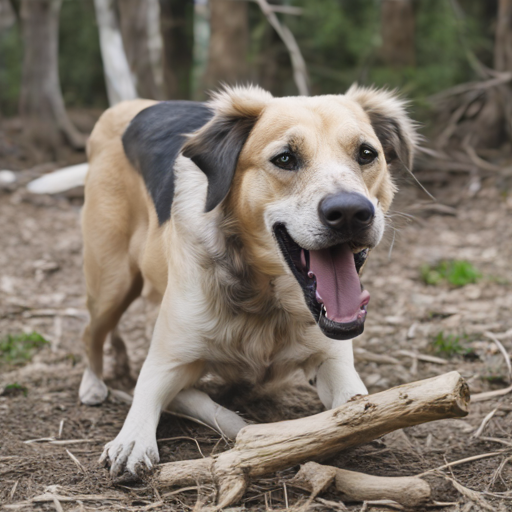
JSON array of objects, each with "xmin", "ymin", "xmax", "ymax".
[{"xmin": 273, "ymin": 221, "xmax": 371, "ymax": 340}]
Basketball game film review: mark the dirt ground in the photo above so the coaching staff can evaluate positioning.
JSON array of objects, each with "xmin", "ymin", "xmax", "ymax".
[{"xmin": 1, "ymin": 118, "xmax": 511, "ymax": 511}]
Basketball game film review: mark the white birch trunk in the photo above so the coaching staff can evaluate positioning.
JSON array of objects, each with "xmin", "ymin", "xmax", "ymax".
[{"xmin": 93, "ymin": 0, "xmax": 138, "ymax": 106}]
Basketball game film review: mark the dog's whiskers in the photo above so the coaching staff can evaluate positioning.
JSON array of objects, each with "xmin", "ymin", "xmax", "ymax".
[
  {"xmin": 402, "ymin": 163, "xmax": 436, "ymax": 201},
  {"xmin": 387, "ymin": 227, "xmax": 397, "ymax": 260},
  {"xmin": 385, "ymin": 210, "xmax": 419, "ymax": 223}
]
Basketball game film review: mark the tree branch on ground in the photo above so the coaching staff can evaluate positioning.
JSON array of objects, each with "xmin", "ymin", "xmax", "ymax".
[{"xmin": 155, "ymin": 372, "xmax": 469, "ymax": 509}]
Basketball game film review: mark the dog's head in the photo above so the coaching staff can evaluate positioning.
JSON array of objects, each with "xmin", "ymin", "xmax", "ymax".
[{"xmin": 183, "ymin": 85, "xmax": 418, "ymax": 340}]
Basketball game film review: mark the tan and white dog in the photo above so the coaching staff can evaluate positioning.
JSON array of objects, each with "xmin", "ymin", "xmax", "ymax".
[{"xmin": 79, "ymin": 85, "xmax": 417, "ymax": 478}]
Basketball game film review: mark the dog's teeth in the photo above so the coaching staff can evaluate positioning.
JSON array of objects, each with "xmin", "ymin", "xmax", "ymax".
[{"xmin": 308, "ymin": 271, "xmax": 315, "ymax": 279}]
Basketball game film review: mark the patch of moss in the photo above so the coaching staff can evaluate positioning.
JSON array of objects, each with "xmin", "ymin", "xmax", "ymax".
[
  {"xmin": 430, "ymin": 331, "xmax": 475, "ymax": 359},
  {"xmin": 0, "ymin": 332, "xmax": 49, "ymax": 364},
  {"xmin": 421, "ymin": 260, "xmax": 481, "ymax": 287}
]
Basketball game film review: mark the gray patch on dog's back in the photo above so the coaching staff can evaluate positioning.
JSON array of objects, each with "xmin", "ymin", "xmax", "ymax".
[{"xmin": 122, "ymin": 101, "xmax": 213, "ymax": 224}]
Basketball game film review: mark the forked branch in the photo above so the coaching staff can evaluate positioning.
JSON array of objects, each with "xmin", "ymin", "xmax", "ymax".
[{"xmin": 156, "ymin": 371, "xmax": 470, "ymax": 508}]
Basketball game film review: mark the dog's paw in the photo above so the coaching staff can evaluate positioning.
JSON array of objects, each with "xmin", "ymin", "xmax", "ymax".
[
  {"xmin": 79, "ymin": 367, "xmax": 108, "ymax": 405},
  {"xmin": 99, "ymin": 433, "xmax": 159, "ymax": 480}
]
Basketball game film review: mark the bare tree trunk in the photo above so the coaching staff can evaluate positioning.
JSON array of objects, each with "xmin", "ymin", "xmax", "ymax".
[
  {"xmin": 191, "ymin": 0, "xmax": 210, "ymax": 100},
  {"xmin": 93, "ymin": 0, "xmax": 138, "ymax": 106},
  {"xmin": 147, "ymin": 0, "xmax": 165, "ymax": 98},
  {"xmin": 479, "ymin": 0, "xmax": 512, "ymax": 147},
  {"xmin": 495, "ymin": 0, "xmax": 512, "ymax": 71},
  {"xmin": 256, "ymin": 26, "xmax": 290, "ymax": 96},
  {"xmin": 159, "ymin": 0, "xmax": 194, "ymax": 99},
  {"xmin": 19, "ymin": 0, "xmax": 86, "ymax": 153},
  {"xmin": 118, "ymin": 0, "xmax": 162, "ymax": 100},
  {"xmin": 203, "ymin": 0, "xmax": 249, "ymax": 90},
  {"xmin": 0, "ymin": 0, "xmax": 15, "ymax": 31},
  {"xmin": 380, "ymin": 0, "xmax": 415, "ymax": 67}
]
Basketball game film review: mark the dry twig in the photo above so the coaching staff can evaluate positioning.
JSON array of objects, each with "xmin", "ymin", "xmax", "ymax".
[
  {"xmin": 472, "ymin": 408, "xmax": 498, "ymax": 438},
  {"xmin": 65, "ymin": 449, "xmax": 86, "ymax": 473},
  {"xmin": 484, "ymin": 331, "xmax": 512, "ymax": 383},
  {"xmin": 417, "ymin": 451, "xmax": 507, "ymax": 477},
  {"xmin": 472, "ymin": 384, "xmax": 512, "ymax": 403},
  {"xmin": 396, "ymin": 350, "xmax": 448, "ymax": 365}
]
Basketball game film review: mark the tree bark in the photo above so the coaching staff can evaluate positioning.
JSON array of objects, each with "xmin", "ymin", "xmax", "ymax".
[
  {"xmin": 0, "ymin": 0, "xmax": 16, "ymax": 31},
  {"xmin": 495, "ymin": 0, "xmax": 512, "ymax": 72},
  {"xmin": 93, "ymin": 0, "xmax": 138, "ymax": 106},
  {"xmin": 157, "ymin": 372, "xmax": 469, "ymax": 508},
  {"xmin": 19, "ymin": 0, "xmax": 86, "ymax": 152},
  {"xmin": 159, "ymin": 0, "xmax": 194, "ymax": 99},
  {"xmin": 118, "ymin": 0, "xmax": 162, "ymax": 100},
  {"xmin": 486, "ymin": 0, "xmax": 512, "ymax": 146},
  {"xmin": 203, "ymin": 0, "xmax": 249, "ymax": 91},
  {"xmin": 380, "ymin": 0, "xmax": 415, "ymax": 67},
  {"xmin": 290, "ymin": 461, "xmax": 431, "ymax": 508}
]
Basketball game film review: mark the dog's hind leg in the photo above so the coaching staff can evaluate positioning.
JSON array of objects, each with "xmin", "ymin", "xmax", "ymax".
[
  {"xmin": 169, "ymin": 388, "xmax": 249, "ymax": 440},
  {"xmin": 106, "ymin": 327, "xmax": 136, "ymax": 389},
  {"xmin": 80, "ymin": 268, "xmax": 143, "ymax": 406}
]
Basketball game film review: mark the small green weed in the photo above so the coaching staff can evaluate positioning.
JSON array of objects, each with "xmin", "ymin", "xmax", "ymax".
[
  {"xmin": 421, "ymin": 260, "xmax": 481, "ymax": 287},
  {"xmin": 0, "ymin": 332, "xmax": 49, "ymax": 364},
  {"xmin": 1, "ymin": 383, "xmax": 28, "ymax": 397},
  {"xmin": 430, "ymin": 332, "xmax": 475, "ymax": 359}
]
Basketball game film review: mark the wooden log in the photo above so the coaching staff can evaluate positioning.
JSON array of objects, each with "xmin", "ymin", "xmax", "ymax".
[
  {"xmin": 157, "ymin": 371, "xmax": 469, "ymax": 508},
  {"xmin": 289, "ymin": 462, "xmax": 431, "ymax": 508}
]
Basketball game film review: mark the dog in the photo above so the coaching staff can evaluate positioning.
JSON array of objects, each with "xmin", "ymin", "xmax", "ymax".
[{"xmin": 78, "ymin": 85, "xmax": 418, "ymax": 478}]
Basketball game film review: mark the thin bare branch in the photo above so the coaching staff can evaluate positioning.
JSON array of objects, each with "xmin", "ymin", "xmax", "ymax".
[
  {"xmin": 484, "ymin": 331, "xmax": 512, "ymax": 383},
  {"xmin": 254, "ymin": 0, "xmax": 309, "ymax": 95},
  {"xmin": 472, "ymin": 384, "xmax": 512, "ymax": 403},
  {"xmin": 417, "ymin": 451, "xmax": 507, "ymax": 477},
  {"xmin": 472, "ymin": 408, "xmax": 498, "ymax": 438}
]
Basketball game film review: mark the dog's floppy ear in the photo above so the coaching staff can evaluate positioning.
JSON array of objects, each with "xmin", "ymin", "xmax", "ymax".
[
  {"xmin": 182, "ymin": 85, "xmax": 272, "ymax": 212},
  {"xmin": 346, "ymin": 85, "xmax": 419, "ymax": 171}
]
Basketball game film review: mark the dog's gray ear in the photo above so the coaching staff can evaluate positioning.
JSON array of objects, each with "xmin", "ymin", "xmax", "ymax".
[
  {"xmin": 346, "ymin": 85, "xmax": 419, "ymax": 171},
  {"xmin": 182, "ymin": 86, "xmax": 272, "ymax": 212}
]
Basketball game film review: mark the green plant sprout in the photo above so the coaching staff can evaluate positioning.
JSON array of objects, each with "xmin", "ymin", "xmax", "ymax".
[
  {"xmin": 421, "ymin": 260, "xmax": 481, "ymax": 287},
  {"xmin": 0, "ymin": 332, "xmax": 49, "ymax": 364}
]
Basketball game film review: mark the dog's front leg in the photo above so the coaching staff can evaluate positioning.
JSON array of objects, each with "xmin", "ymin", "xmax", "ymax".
[
  {"xmin": 314, "ymin": 339, "xmax": 368, "ymax": 409},
  {"xmin": 100, "ymin": 333, "xmax": 204, "ymax": 478}
]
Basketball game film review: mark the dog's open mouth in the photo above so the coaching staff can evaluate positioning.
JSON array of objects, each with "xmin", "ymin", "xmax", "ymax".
[{"xmin": 273, "ymin": 223, "xmax": 370, "ymax": 340}]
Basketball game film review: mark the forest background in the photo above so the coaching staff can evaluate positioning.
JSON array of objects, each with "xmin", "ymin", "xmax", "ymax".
[
  {"xmin": 1, "ymin": 2, "xmax": 512, "ymax": 510},
  {"xmin": 0, "ymin": 0, "xmax": 501, "ymax": 130}
]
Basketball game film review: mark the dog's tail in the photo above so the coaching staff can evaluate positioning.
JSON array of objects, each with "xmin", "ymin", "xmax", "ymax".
[{"xmin": 27, "ymin": 163, "xmax": 89, "ymax": 194}]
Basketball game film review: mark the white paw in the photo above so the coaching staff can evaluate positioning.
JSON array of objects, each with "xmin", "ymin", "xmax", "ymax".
[
  {"xmin": 99, "ymin": 431, "xmax": 159, "ymax": 479},
  {"xmin": 79, "ymin": 367, "xmax": 108, "ymax": 405}
]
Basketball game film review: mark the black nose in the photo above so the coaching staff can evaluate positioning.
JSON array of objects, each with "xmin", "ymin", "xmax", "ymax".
[{"xmin": 318, "ymin": 192, "xmax": 375, "ymax": 232}]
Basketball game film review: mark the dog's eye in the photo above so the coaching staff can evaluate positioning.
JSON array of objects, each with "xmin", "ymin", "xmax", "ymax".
[
  {"xmin": 357, "ymin": 145, "xmax": 377, "ymax": 165},
  {"xmin": 271, "ymin": 152, "xmax": 298, "ymax": 171}
]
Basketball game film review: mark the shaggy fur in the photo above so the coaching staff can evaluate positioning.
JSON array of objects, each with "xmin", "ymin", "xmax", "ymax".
[{"xmin": 78, "ymin": 85, "xmax": 417, "ymax": 479}]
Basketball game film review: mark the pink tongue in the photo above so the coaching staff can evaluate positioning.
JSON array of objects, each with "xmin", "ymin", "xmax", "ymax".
[{"xmin": 309, "ymin": 244, "xmax": 367, "ymax": 323}]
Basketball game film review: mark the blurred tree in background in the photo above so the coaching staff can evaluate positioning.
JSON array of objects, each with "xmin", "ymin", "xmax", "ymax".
[
  {"xmin": 19, "ymin": 0, "xmax": 86, "ymax": 153},
  {"xmin": 159, "ymin": 0, "xmax": 194, "ymax": 99},
  {"xmin": 0, "ymin": 0, "xmax": 503, "ymax": 132}
]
